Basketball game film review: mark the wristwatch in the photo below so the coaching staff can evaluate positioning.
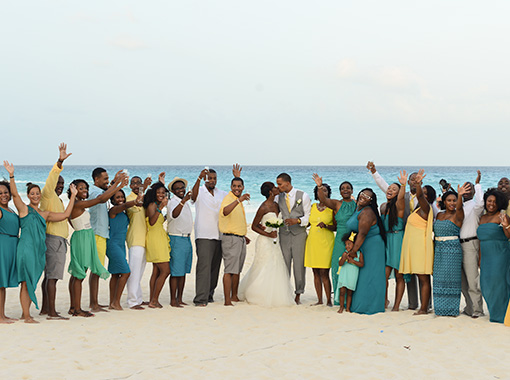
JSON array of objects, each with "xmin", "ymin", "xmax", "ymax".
[{"xmin": 297, "ymin": 218, "xmax": 302, "ymax": 225}]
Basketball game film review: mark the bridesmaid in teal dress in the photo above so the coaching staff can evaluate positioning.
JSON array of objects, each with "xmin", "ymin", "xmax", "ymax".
[
  {"xmin": 312, "ymin": 174, "xmax": 356, "ymax": 305},
  {"xmin": 477, "ymin": 189, "xmax": 510, "ymax": 323},
  {"xmin": 380, "ymin": 172, "xmax": 406, "ymax": 311},
  {"xmin": 345, "ymin": 188, "xmax": 386, "ymax": 315},
  {"xmin": 0, "ymin": 181, "xmax": 19, "ymax": 324},
  {"xmin": 4, "ymin": 161, "xmax": 77, "ymax": 323}
]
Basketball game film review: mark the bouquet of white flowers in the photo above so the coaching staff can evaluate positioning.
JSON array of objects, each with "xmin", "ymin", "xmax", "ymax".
[{"xmin": 265, "ymin": 217, "xmax": 284, "ymax": 244}]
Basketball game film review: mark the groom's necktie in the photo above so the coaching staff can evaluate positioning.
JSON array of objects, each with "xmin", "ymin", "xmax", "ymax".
[{"xmin": 286, "ymin": 193, "xmax": 291, "ymax": 213}]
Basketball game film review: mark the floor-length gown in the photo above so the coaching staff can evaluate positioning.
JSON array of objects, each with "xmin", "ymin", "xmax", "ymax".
[
  {"xmin": 17, "ymin": 206, "xmax": 47, "ymax": 309},
  {"xmin": 0, "ymin": 207, "xmax": 19, "ymax": 289},
  {"xmin": 238, "ymin": 212, "xmax": 294, "ymax": 307},
  {"xmin": 346, "ymin": 209, "xmax": 386, "ymax": 314},
  {"xmin": 433, "ymin": 219, "xmax": 462, "ymax": 316},
  {"xmin": 477, "ymin": 223, "xmax": 510, "ymax": 323},
  {"xmin": 331, "ymin": 200, "xmax": 357, "ymax": 305}
]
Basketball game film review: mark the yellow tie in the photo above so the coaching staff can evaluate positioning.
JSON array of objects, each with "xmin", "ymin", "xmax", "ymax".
[
  {"xmin": 286, "ymin": 193, "xmax": 291, "ymax": 213},
  {"xmin": 410, "ymin": 194, "xmax": 415, "ymax": 211}
]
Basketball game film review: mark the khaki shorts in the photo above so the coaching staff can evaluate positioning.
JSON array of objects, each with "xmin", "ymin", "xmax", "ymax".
[
  {"xmin": 221, "ymin": 234, "xmax": 246, "ymax": 274},
  {"xmin": 45, "ymin": 234, "xmax": 67, "ymax": 280}
]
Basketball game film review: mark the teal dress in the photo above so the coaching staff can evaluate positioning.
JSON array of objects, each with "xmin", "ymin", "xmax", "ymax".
[
  {"xmin": 0, "ymin": 207, "xmax": 19, "ymax": 288},
  {"xmin": 106, "ymin": 212, "xmax": 130, "ymax": 274},
  {"xmin": 17, "ymin": 206, "xmax": 46, "ymax": 309},
  {"xmin": 382, "ymin": 214, "xmax": 404, "ymax": 270},
  {"xmin": 331, "ymin": 200, "xmax": 357, "ymax": 305},
  {"xmin": 477, "ymin": 223, "xmax": 510, "ymax": 323},
  {"xmin": 346, "ymin": 209, "xmax": 386, "ymax": 314}
]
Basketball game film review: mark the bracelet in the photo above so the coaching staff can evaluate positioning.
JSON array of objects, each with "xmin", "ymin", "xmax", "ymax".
[
  {"xmin": 197, "ymin": 177, "xmax": 202, "ymax": 182},
  {"xmin": 57, "ymin": 160, "xmax": 63, "ymax": 163},
  {"xmin": 9, "ymin": 175, "xmax": 14, "ymax": 179},
  {"xmin": 180, "ymin": 202, "xmax": 185, "ymax": 207},
  {"xmin": 236, "ymin": 198, "xmax": 241, "ymax": 204},
  {"xmin": 505, "ymin": 225, "xmax": 510, "ymax": 230}
]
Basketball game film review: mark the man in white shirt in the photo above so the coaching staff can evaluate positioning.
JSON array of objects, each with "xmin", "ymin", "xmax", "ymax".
[
  {"xmin": 459, "ymin": 171, "xmax": 484, "ymax": 318},
  {"xmin": 167, "ymin": 177, "xmax": 193, "ymax": 308},
  {"xmin": 276, "ymin": 173, "xmax": 311, "ymax": 305},
  {"xmin": 191, "ymin": 164, "xmax": 241, "ymax": 306}
]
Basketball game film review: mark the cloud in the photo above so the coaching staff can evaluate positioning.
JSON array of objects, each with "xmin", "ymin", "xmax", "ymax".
[{"xmin": 109, "ymin": 36, "xmax": 146, "ymax": 50}]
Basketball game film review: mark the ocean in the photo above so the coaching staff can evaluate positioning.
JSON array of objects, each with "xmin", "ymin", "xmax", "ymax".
[{"xmin": 4, "ymin": 165, "xmax": 509, "ymax": 221}]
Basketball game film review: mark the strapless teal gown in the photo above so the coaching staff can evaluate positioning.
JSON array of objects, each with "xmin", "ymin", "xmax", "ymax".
[
  {"xmin": 346, "ymin": 209, "xmax": 386, "ymax": 314},
  {"xmin": 17, "ymin": 206, "xmax": 47, "ymax": 309},
  {"xmin": 331, "ymin": 200, "xmax": 356, "ymax": 305},
  {"xmin": 0, "ymin": 207, "xmax": 19, "ymax": 288},
  {"xmin": 477, "ymin": 223, "xmax": 510, "ymax": 323}
]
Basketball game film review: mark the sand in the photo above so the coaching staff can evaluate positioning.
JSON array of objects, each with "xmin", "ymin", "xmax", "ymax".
[{"xmin": 2, "ymin": 226, "xmax": 510, "ymax": 380}]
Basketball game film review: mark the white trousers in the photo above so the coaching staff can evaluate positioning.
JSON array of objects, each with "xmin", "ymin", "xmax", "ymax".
[
  {"xmin": 460, "ymin": 239, "xmax": 484, "ymax": 316},
  {"xmin": 126, "ymin": 246, "xmax": 147, "ymax": 308}
]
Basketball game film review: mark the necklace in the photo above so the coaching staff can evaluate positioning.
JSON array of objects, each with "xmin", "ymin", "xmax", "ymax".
[{"xmin": 317, "ymin": 203, "xmax": 327, "ymax": 211}]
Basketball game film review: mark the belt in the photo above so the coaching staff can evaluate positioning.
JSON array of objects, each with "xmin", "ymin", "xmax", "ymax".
[
  {"xmin": 459, "ymin": 236, "xmax": 478, "ymax": 244},
  {"xmin": 0, "ymin": 231, "xmax": 18, "ymax": 238},
  {"xmin": 387, "ymin": 230, "xmax": 403, "ymax": 234},
  {"xmin": 169, "ymin": 233, "xmax": 191, "ymax": 237},
  {"xmin": 223, "ymin": 233, "xmax": 244, "ymax": 238},
  {"xmin": 435, "ymin": 236, "xmax": 459, "ymax": 242}
]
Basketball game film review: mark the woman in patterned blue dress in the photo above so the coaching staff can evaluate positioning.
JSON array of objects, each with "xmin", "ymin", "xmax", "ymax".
[{"xmin": 433, "ymin": 184, "xmax": 469, "ymax": 316}]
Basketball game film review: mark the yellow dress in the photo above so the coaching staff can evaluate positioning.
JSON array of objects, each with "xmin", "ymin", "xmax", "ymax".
[
  {"xmin": 145, "ymin": 213, "xmax": 170, "ymax": 263},
  {"xmin": 399, "ymin": 208, "xmax": 434, "ymax": 275},
  {"xmin": 304, "ymin": 204, "xmax": 335, "ymax": 269}
]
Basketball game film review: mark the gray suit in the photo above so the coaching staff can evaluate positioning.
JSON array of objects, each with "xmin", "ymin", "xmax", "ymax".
[{"xmin": 278, "ymin": 190, "xmax": 308, "ymax": 295}]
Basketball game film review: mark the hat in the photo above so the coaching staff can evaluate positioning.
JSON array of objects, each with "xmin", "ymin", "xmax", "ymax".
[{"xmin": 167, "ymin": 177, "xmax": 188, "ymax": 192}]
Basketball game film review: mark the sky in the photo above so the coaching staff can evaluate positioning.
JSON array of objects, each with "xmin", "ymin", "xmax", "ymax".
[{"xmin": 1, "ymin": 1, "xmax": 509, "ymax": 166}]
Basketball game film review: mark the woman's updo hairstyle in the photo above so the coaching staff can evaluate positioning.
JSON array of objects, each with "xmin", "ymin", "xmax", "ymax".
[
  {"xmin": 260, "ymin": 182, "xmax": 275, "ymax": 199},
  {"xmin": 26, "ymin": 182, "xmax": 40, "ymax": 194}
]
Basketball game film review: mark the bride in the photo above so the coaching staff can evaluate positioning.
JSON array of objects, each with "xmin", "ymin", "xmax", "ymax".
[{"xmin": 238, "ymin": 182, "xmax": 295, "ymax": 307}]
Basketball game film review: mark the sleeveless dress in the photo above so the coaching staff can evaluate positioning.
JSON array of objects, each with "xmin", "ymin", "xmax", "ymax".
[
  {"xmin": 477, "ymin": 222, "xmax": 510, "ymax": 323},
  {"xmin": 17, "ymin": 206, "xmax": 46, "ymax": 309},
  {"xmin": 382, "ymin": 214, "xmax": 404, "ymax": 270},
  {"xmin": 238, "ymin": 212, "xmax": 294, "ymax": 307},
  {"xmin": 336, "ymin": 251, "xmax": 361, "ymax": 294},
  {"xmin": 433, "ymin": 219, "xmax": 462, "ymax": 316},
  {"xmin": 106, "ymin": 212, "xmax": 130, "ymax": 274},
  {"xmin": 0, "ymin": 207, "xmax": 19, "ymax": 288},
  {"xmin": 69, "ymin": 212, "xmax": 110, "ymax": 280},
  {"xmin": 399, "ymin": 208, "xmax": 434, "ymax": 275},
  {"xmin": 346, "ymin": 208, "xmax": 386, "ymax": 314},
  {"xmin": 304, "ymin": 204, "xmax": 335, "ymax": 268},
  {"xmin": 331, "ymin": 200, "xmax": 357, "ymax": 305},
  {"xmin": 145, "ymin": 211, "xmax": 170, "ymax": 263}
]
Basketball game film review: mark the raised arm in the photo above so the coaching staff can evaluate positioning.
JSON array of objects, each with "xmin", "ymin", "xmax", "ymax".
[
  {"xmin": 3, "ymin": 161, "xmax": 28, "ymax": 217},
  {"xmin": 191, "ymin": 168, "xmax": 208, "ymax": 202},
  {"xmin": 146, "ymin": 197, "xmax": 167, "ymax": 226},
  {"xmin": 396, "ymin": 170, "xmax": 407, "ymax": 218},
  {"xmin": 223, "ymin": 193, "xmax": 250, "ymax": 216},
  {"xmin": 414, "ymin": 169, "xmax": 430, "ymax": 219},
  {"xmin": 109, "ymin": 193, "xmax": 142, "ymax": 218},
  {"xmin": 367, "ymin": 161, "xmax": 389, "ymax": 193},
  {"xmin": 47, "ymin": 184, "xmax": 77, "ymax": 222},
  {"xmin": 312, "ymin": 173, "xmax": 342, "ymax": 211},
  {"xmin": 453, "ymin": 183, "xmax": 468, "ymax": 226},
  {"xmin": 76, "ymin": 173, "xmax": 128, "ymax": 209},
  {"xmin": 171, "ymin": 192, "xmax": 192, "ymax": 219},
  {"xmin": 232, "ymin": 163, "xmax": 242, "ymax": 178}
]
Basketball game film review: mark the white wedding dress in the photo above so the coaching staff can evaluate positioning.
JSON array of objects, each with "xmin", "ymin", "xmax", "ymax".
[{"xmin": 238, "ymin": 212, "xmax": 295, "ymax": 307}]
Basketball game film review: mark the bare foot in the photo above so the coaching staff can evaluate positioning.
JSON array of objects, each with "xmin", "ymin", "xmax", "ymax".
[
  {"xmin": 130, "ymin": 305, "xmax": 145, "ymax": 310},
  {"xmin": 148, "ymin": 302, "xmax": 163, "ymax": 309},
  {"xmin": 326, "ymin": 300, "xmax": 333, "ymax": 307},
  {"xmin": 385, "ymin": 299, "xmax": 390, "ymax": 308},
  {"xmin": 108, "ymin": 304, "xmax": 123, "ymax": 311},
  {"xmin": 47, "ymin": 313, "xmax": 69, "ymax": 320},
  {"xmin": 24, "ymin": 317, "xmax": 39, "ymax": 324},
  {"xmin": 413, "ymin": 309, "xmax": 428, "ymax": 315},
  {"xmin": 39, "ymin": 310, "xmax": 48, "ymax": 316},
  {"xmin": 224, "ymin": 302, "xmax": 234, "ymax": 306},
  {"xmin": 311, "ymin": 301, "xmax": 323, "ymax": 306},
  {"xmin": 231, "ymin": 296, "xmax": 240, "ymax": 302},
  {"xmin": 295, "ymin": 295, "xmax": 301, "ymax": 305},
  {"xmin": 337, "ymin": 307, "xmax": 344, "ymax": 314},
  {"xmin": 347, "ymin": 308, "xmax": 352, "ymax": 313},
  {"xmin": 0, "ymin": 317, "xmax": 15, "ymax": 324},
  {"xmin": 170, "ymin": 301, "xmax": 183, "ymax": 308},
  {"xmin": 391, "ymin": 307, "xmax": 400, "ymax": 312},
  {"xmin": 68, "ymin": 308, "xmax": 75, "ymax": 315},
  {"xmin": 90, "ymin": 306, "xmax": 109, "ymax": 313},
  {"xmin": 179, "ymin": 301, "xmax": 188, "ymax": 306}
]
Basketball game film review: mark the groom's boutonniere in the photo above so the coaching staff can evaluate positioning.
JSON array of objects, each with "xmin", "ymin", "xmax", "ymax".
[{"xmin": 296, "ymin": 199, "xmax": 302, "ymax": 205}]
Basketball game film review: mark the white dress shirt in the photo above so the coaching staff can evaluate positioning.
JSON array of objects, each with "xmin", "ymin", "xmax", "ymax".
[
  {"xmin": 460, "ymin": 183, "xmax": 484, "ymax": 239},
  {"xmin": 192, "ymin": 184, "xmax": 227, "ymax": 240},
  {"xmin": 167, "ymin": 196, "xmax": 193, "ymax": 235},
  {"xmin": 276, "ymin": 187, "xmax": 312, "ymax": 227}
]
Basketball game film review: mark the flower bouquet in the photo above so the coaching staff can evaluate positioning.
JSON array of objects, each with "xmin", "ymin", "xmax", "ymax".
[{"xmin": 265, "ymin": 217, "xmax": 284, "ymax": 244}]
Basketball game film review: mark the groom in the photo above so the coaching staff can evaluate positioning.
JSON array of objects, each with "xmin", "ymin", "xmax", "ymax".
[{"xmin": 276, "ymin": 173, "xmax": 311, "ymax": 304}]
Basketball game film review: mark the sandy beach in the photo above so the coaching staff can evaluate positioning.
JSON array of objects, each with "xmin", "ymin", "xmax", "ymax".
[{"xmin": 2, "ymin": 226, "xmax": 509, "ymax": 380}]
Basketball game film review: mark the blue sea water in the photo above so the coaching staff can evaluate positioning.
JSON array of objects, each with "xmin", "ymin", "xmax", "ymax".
[{"xmin": 4, "ymin": 165, "xmax": 509, "ymax": 222}]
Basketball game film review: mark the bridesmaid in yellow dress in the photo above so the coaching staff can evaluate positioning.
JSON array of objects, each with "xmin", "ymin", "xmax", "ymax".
[
  {"xmin": 304, "ymin": 184, "xmax": 336, "ymax": 306},
  {"xmin": 143, "ymin": 177, "xmax": 171, "ymax": 309},
  {"xmin": 399, "ymin": 169, "xmax": 436, "ymax": 315}
]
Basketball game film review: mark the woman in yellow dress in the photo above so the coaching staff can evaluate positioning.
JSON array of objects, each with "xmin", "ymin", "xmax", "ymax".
[
  {"xmin": 304, "ymin": 184, "xmax": 336, "ymax": 306},
  {"xmin": 143, "ymin": 179, "xmax": 171, "ymax": 309},
  {"xmin": 399, "ymin": 169, "xmax": 436, "ymax": 315}
]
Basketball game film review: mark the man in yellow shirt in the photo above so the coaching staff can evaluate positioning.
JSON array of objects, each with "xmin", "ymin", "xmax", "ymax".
[
  {"xmin": 39, "ymin": 143, "xmax": 72, "ymax": 320},
  {"xmin": 219, "ymin": 177, "xmax": 250, "ymax": 306}
]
